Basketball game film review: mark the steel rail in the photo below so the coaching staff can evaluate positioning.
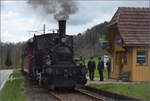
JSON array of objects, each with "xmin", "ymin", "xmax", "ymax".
[
  {"xmin": 40, "ymin": 88, "xmax": 62, "ymax": 101},
  {"xmin": 75, "ymin": 88, "xmax": 106, "ymax": 101},
  {"xmin": 47, "ymin": 91, "xmax": 62, "ymax": 101}
]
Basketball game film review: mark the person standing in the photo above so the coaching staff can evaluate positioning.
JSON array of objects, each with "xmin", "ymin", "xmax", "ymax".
[
  {"xmin": 97, "ymin": 57, "xmax": 104, "ymax": 81},
  {"xmin": 88, "ymin": 57, "xmax": 96, "ymax": 81},
  {"xmin": 106, "ymin": 59, "xmax": 111, "ymax": 79},
  {"xmin": 79, "ymin": 56, "xmax": 84, "ymax": 66}
]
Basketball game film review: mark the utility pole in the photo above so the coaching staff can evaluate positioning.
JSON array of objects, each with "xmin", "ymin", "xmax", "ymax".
[
  {"xmin": 0, "ymin": 25, "xmax": 2, "ymax": 69},
  {"xmin": 43, "ymin": 24, "xmax": 45, "ymax": 34}
]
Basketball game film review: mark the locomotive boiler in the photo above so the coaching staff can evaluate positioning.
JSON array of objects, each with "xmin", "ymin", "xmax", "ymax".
[{"xmin": 22, "ymin": 20, "xmax": 87, "ymax": 89}]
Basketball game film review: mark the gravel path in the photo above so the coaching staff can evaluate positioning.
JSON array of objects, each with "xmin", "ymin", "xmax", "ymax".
[{"xmin": 0, "ymin": 69, "xmax": 13, "ymax": 91}]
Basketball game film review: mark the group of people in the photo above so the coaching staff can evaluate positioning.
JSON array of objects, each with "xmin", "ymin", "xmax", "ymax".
[{"xmin": 88, "ymin": 57, "xmax": 111, "ymax": 81}]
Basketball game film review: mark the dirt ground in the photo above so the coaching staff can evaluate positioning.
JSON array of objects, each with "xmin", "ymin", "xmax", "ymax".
[{"xmin": 24, "ymin": 77, "xmax": 58, "ymax": 101}]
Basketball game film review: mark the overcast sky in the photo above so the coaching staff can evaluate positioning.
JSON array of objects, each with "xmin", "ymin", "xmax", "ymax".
[{"xmin": 1, "ymin": 0, "xmax": 149, "ymax": 43}]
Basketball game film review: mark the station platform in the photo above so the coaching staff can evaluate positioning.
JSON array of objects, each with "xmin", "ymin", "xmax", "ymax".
[{"xmin": 86, "ymin": 77, "xmax": 133, "ymax": 85}]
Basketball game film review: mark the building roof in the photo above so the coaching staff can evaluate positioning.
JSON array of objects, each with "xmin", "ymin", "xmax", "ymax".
[{"xmin": 108, "ymin": 7, "xmax": 150, "ymax": 46}]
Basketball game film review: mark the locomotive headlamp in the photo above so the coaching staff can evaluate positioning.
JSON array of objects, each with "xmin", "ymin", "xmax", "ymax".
[
  {"xmin": 46, "ymin": 55, "xmax": 51, "ymax": 65},
  {"xmin": 61, "ymin": 37, "xmax": 66, "ymax": 43}
]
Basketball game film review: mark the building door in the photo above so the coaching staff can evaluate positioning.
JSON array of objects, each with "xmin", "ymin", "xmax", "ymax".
[
  {"xmin": 119, "ymin": 52, "xmax": 124, "ymax": 75},
  {"xmin": 116, "ymin": 51, "xmax": 125, "ymax": 75}
]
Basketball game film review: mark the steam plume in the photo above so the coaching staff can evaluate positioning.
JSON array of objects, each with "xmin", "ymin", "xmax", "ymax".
[{"xmin": 28, "ymin": 0, "xmax": 78, "ymax": 20}]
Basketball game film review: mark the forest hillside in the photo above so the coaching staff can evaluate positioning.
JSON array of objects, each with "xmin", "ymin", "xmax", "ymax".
[{"xmin": 73, "ymin": 21, "xmax": 109, "ymax": 57}]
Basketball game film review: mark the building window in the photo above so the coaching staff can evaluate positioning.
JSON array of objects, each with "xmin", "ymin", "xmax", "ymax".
[{"xmin": 136, "ymin": 50, "xmax": 147, "ymax": 65}]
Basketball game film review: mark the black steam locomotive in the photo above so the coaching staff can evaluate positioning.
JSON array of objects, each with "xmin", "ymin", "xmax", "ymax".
[{"xmin": 22, "ymin": 20, "xmax": 87, "ymax": 89}]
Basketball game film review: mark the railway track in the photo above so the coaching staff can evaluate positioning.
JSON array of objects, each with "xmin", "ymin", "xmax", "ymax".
[
  {"xmin": 23, "ymin": 72, "xmax": 107, "ymax": 101},
  {"xmin": 47, "ymin": 88, "xmax": 105, "ymax": 101},
  {"xmin": 48, "ymin": 91, "xmax": 62, "ymax": 101}
]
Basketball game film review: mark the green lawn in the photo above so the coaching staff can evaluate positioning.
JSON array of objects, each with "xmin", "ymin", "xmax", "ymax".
[
  {"xmin": 0, "ymin": 70, "xmax": 26, "ymax": 101},
  {"xmin": 83, "ymin": 56, "xmax": 108, "ymax": 79},
  {"xmin": 9, "ymin": 69, "xmax": 23, "ymax": 78},
  {"xmin": 88, "ymin": 82, "xmax": 150, "ymax": 100}
]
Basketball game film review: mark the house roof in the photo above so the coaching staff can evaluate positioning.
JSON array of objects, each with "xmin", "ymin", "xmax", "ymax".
[{"xmin": 108, "ymin": 7, "xmax": 150, "ymax": 46}]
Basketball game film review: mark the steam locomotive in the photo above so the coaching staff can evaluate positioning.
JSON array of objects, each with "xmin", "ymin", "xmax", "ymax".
[{"xmin": 22, "ymin": 20, "xmax": 87, "ymax": 89}]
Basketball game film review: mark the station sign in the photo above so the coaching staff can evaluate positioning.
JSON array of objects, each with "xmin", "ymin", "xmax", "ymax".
[{"xmin": 99, "ymin": 40, "xmax": 108, "ymax": 47}]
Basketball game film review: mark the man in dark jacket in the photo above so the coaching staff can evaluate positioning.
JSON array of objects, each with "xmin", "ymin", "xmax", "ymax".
[
  {"xmin": 97, "ymin": 57, "xmax": 104, "ymax": 81},
  {"xmin": 88, "ymin": 57, "xmax": 96, "ymax": 81},
  {"xmin": 106, "ymin": 59, "xmax": 111, "ymax": 79}
]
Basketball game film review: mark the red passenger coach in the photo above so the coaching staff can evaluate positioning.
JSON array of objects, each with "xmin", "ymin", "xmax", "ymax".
[{"xmin": 27, "ymin": 39, "xmax": 34, "ymax": 76}]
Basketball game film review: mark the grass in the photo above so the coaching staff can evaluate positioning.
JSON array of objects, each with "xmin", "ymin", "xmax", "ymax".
[
  {"xmin": 83, "ymin": 56, "xmax": 108, "ymax": 79},
  {"xmin": 0, "ymin": 69, "xmax": 26, "ymax": 101},
  {"xmin": 9, "ymin": 69, "xmax": 23, "ymax": 78},
  {"xmin": 88, "ymin": 82, "xmax": 150, "ymax": 100}
]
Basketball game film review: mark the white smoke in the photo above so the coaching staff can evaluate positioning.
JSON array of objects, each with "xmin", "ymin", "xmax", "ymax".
[{"xmin": 28, "ymin": 0, "xmax": 78, "ymax": 20}]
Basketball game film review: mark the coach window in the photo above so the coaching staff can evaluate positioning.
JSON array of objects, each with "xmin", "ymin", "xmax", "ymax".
[{"xmin": 136, "ymin": 50, "xmax": 147, "ymax": 65}]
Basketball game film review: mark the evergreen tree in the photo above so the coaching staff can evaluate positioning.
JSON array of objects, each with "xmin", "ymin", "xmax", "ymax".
[{"xmin": 5, "ymin": 49, "xmax": 12, "ymax": 66}]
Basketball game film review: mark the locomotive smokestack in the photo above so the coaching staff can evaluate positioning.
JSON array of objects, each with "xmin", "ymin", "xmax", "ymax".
[{"xmin": 58, "ymin": 20, "xmax": 66, "ymax": 37}]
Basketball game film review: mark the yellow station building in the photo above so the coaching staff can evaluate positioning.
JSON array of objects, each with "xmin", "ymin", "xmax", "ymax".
[{"xmin": 106, "ymin": 7, "xmax": 150, "ymax": 81}]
